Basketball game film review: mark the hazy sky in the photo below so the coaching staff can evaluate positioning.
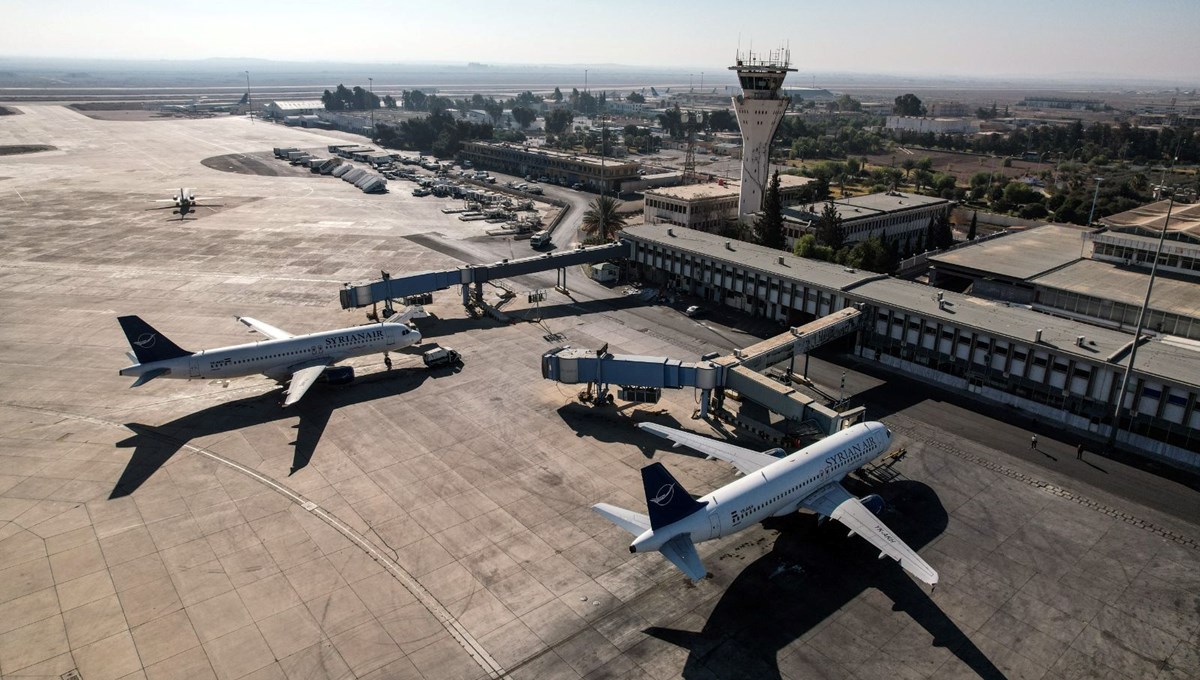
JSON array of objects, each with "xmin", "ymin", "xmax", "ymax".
[{"xmin": 4, "ymin": 0, "xmax": 1198, "ymax": 82}]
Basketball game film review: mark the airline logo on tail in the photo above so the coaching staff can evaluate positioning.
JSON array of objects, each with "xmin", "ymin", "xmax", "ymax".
[
  {"xmin": 650, "ymin": 483, "xmax": 676, "ymax": 506},
  {"xmin": 134, "ymin": 333, "xmax": 157, "ymax": 349}
]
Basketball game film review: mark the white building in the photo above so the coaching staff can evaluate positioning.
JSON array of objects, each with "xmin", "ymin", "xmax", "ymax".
[
  {"xmin": 885, "ymin": 116, "xmax": 980, "ymax": 135},
  {"xmin": 645, "ymin": 175, "xmax": 813, "ymax": 232},
  {"xmin": 264, "ymin": 100, "xmax": 324, "ymax": 119},
  {"xmin": 783, "ymin": 191, "xmax": 951, "ymax": 251}
]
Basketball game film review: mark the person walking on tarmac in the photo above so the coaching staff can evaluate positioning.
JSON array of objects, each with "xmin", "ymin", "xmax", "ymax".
[{"xmin": 1030, "ymin": 434, "xmax": 1038, "ymax": 450}]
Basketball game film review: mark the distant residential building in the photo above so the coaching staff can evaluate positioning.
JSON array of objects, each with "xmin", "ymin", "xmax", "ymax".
[
  {"xmin": 264, "ymin": 100, "xmax": 324, "ymax": 119},
  {"xmin": 783, "ymin": 191, "xmax": 952, "ymax": 251},
  {"xmin": 929, "ymin": 100, "xmax": 969, "ymax": 117},
  {"xmin": 885, "ymin": 116, "xmax": 980, "ymax": 135},
  {"xmin": 644, "ymin": 175, "xmax": 812, "ymax": 232}
]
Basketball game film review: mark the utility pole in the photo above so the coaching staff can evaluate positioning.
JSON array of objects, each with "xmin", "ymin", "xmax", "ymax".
[
  {"xmin": 1108, "ymin": 191, "xmax": 1176, "ymax": 449},
  {"xmin": 368, "ymin": 77, "xmax": 375, "ymax": 138},
  {"xmin": 1086, "ymin": 176, "xmax": 1104, "ymax": 226},
  {"xmin": 244, "ymin": 71, "xmax": 252, "ymax": 123}
]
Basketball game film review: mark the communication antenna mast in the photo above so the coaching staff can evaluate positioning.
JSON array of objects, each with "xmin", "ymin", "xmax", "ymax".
[{"xmin": 682, "ymin": 110, "xmax": 703, "ymax": 185}]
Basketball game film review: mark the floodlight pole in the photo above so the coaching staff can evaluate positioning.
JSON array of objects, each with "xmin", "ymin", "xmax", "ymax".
[
  {"xmin": 1086, "ymin": 176, "xmax": 1104, "ymax": 226},
  {"xmin": 1108, "ymin": 192, "xmax": 1175, "ymax": 449},
  {"xmin": 368, "ymin": 77, "xmax": 375, "ymax": 138},
  {"xmin": 245, "ymin": 71, "xmax": 252, "ymax": 123}
]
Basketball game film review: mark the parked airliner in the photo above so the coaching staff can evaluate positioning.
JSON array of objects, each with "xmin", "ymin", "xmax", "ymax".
[
  {"xmin": 593, "ymin": 421, "xmax": 938, "ymax": 585},
  {"xmin": 118, "ymin": 311, "xmax": 422, "ymax": 405}
]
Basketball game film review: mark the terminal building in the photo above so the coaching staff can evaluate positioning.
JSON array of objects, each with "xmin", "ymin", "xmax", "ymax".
[
  {"xmin": 783, "ymin": 191, "xmax": 952, "ymax": 252},
  {"xmin": 619, "ymin": 222, "xmax": 1200, "ymax": 467},
  {"xmin": 644, "ymin": 175, "xmax": 812, "ymax": 232},
  {"xmin": 460, "ymin": 142, "xmax": 640, "ymax": 193},
  {"xmin": 930, "ymin": 200, "xmax": 1200, "ymax": 341}
]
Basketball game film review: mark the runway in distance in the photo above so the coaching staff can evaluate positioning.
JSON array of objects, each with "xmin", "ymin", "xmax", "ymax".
[
  {"xmin": 147, "ymin": 188, "xmax": 220, "ymax": 220},
  {"xmin": 118, "ymin": 311, "xmax": 423, "ymax": 405},
  {"xmin": 594, "ymin": 421, "xmax": 938, "ymax": 585}
]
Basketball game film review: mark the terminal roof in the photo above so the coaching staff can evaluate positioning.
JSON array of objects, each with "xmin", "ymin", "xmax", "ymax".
[
  {"xmin": 647, "ymin": 175, "xmax": 810, "ymax": 202},
  {"xmin": 621, "ymin": 223, "xmax": 883, "ymax": 291},
  {"xmin": 1101, "ymin": 199, "xmax": 1200, "ymax": 239},
  {"xmin": 1032, "ymin": 259, "xmax": 1200, "ymax": 319},
  {"xmin": 929, "ymin": 224, "xmax": 1088, "ymax": 280}
]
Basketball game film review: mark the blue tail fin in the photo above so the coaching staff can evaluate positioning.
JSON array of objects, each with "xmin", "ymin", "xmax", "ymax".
[
  {"xmin": 641, "ymin": 463, "xmax": 705, "ymax": 530},
  {"xmin": 118, "ymin": 316, "xmax": 191, "ymax": 364}
]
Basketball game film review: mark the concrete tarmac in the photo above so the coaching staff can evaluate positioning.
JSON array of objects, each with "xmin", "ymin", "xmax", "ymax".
[{"xmin": 0, "ymin": 105, "xmax": 1197, "ymax": 680}]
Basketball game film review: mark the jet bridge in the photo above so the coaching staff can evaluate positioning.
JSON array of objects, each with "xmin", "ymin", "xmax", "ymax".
[
  {"xmin": 542, "ymin": 307, "xmax": 865, "ymax": 434},
  {"xmin": 338, "ymin": 241, "xmax": 631, "ymax": 310}
]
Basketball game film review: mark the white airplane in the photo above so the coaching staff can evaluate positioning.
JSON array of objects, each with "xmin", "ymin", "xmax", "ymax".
[
  {"xmin": 117, "ymin": 310, "xmax": 423, "ymax": 406},
  {"xmin": 147, "ymin": 188, "xmax": 222, "ymax": 221},
  {"xmin": 593, "ymin": 421, "xmax": 938, "ymax": 586}
]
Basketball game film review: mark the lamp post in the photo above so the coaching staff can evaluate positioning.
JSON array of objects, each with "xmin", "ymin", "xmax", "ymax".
[
  {"xmin": 1086, "ymin": 176, "xmax": 1104, "ymax": 227},
  {"xmin": 244, "ymin": 71, "xmax": 252, "ymax": 123},
  {"xmin": 368, "ymin": 77, "xmax": 374, "ymax": 138},
  {"xmin": 1108, "ymin": 190, "xmax": 1176, "ymax": 448}
]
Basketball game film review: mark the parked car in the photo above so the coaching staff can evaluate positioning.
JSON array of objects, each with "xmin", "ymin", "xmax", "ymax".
[{"xmin": 686, "ymin": 305, "xmax": 704, "ymax": 317}]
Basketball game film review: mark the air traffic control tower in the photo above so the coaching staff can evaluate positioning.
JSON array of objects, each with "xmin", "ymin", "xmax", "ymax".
[{"xmin": 730, "ymin": 49, "xmax": 795, "ymax": 220}]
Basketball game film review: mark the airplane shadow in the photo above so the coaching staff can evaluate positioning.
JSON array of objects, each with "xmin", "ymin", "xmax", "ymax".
[
  {"xmin": 647, "ymin": 479, "xmax": 1006, "ymax": 679},
  {"xmin": 555, "ymin": 402, "xmax": 691, "ymax": 458},
  {"xmin": 110, "ymin": 368, "xmax": 430, "ymax": 499}
]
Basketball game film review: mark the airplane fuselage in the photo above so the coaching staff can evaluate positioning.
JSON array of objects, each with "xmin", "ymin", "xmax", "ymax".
[
  {"xmin": 119, "ymin": 322, "xmax": 415, "ymax": 383},
  {"xmin": 631, "ymin": 422, "xmax": 891, "ymax": 553}
]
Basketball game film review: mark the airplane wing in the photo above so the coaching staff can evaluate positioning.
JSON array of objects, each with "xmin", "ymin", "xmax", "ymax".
[
  {"xmin": 637, "ymin": 423, "xmax": 780, "ymax": 475},
  {"xmin": 801, "ymin": 482, "xmax": 938, "ymax": 585},
  {"xmin": 660, "ymin": 534, "xmax": 707, "ymax": 581},
  {"xmin": 592, "ymin": 503, "xmax": 650, "ymax": 536},
  {"xmin": 282, "ymin": 362, "xmax": 330, "ymax": 406},
  {"xmin": 238, "ymin": 316, "xmax": 293, "ymax": 340}
]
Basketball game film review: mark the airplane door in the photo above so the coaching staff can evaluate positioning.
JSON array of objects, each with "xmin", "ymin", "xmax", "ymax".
[
  {"xmin": 385, "ymin": 328, "xmax": 395, "ymax": 347},
  {"xmin": 189, "ymin": 356, "xmax": 201, "ymax": 378},
  {"xmin": 708, "ymin": 511, "xmax": 721, "ymax": 539}
]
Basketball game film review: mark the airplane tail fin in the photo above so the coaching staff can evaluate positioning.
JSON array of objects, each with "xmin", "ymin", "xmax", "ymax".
[
  {"xmin": 641, "ymin": 463, "xmax": 705, "ymax": 530},
  {"xmin": 118, "ymin": 316, "xmax": 191, "ymax": 364}
]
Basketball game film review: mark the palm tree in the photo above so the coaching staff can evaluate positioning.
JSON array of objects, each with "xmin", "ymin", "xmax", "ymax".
[{"xmin": 581, "ymin": 195, "xmax": 626, "ymax": 242}]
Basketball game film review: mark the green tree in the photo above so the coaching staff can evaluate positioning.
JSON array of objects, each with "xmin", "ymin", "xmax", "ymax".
[
  {"xmin": 929, "ymin": 211, "xmax": 955, "ymax": 250},
  {"xmin": 552, "ymin": 87, "xmax": 563, "ymax": 102},
  {"xmin": 835, "ymin": 94, "xmax": 862, "ymax": 112},
  {"xmin": 544, "ymin": 108, "xmax": 574, "ymax": 135},
  {"xmin": 901, "ymin": 157, "xmax": 916, "ymax": 180},
  {"xmin": 893, "ymin": 93, "xmax": 925, "ymax": 116},
  {"xmin": 581, "ymin": 195, "xmax": 626, "ymax": 242},
  {"xmin": 402, "ymin": 89, "xmax": 427, "ymax": 111},
  {"xmin": 967, "ymin": 211, "xmax": 978, "ymax": 240},
  {"xmin": 626, "ymin": 91, "xmax": 645, "ymax": 104},
  {"xmin": 815, "ymin": 201, "xmax": 844, "ymax": 250},
  {"xmin": 483, "ymin": 99, "xmax": 504, "ymax": 124},
  {"xmin": 793, "ymin": 233, "xmax": 836, "ymax": 262},
  {"xmin": 754, "ymin": 172, "xmax": 786, "ymax": 249},
  {"xmin": 511, "ymin": 106, "xmax": 536, "ymax": 129}
]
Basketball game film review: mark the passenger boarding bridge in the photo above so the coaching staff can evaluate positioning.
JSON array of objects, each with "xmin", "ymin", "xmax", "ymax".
[
  {"xmin": 339, "ymin": 241, "xmax": 631, "ymax": 313},
  {"xmin": 542, "ymin": 308, "xmax": 866, "ymax": 438}
]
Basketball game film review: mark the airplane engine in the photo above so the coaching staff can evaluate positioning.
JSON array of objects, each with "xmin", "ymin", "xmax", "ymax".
[
  {"xmin": 321, "ymin": 366, "xmax": 355, "ymax": 385},
  {"xmin": 860, "ymin": 494, "xmax": 885, "ymax": 516}
]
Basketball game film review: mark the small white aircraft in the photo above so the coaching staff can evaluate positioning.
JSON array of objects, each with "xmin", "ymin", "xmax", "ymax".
[
  {"xmin": 594, "ymin": 421, "xmax": 938, "ymax": 586},
  {"xmin": 147, "ymin": 188, "xmax": 221, "ymax": 220},
  {"xmin": 118, "ymin": 310, "xmax": 424, "ymax": 406}
]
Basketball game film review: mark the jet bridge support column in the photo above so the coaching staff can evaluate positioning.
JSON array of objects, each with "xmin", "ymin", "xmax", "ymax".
[{"xmin": 696, "ymin": 361, "xmax": 718, "ymax": 419}]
